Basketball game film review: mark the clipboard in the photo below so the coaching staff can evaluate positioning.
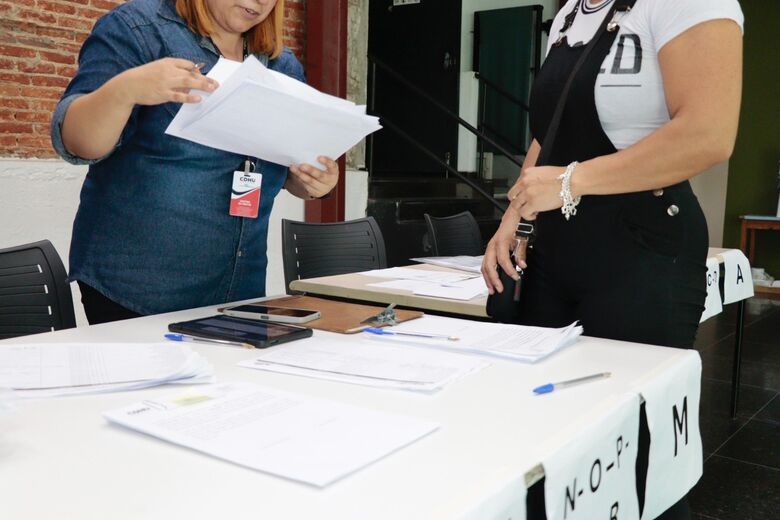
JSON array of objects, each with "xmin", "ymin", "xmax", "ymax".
[{"xmin": 219, "ymin": 296, "xmax": 423, "ymax": 334}]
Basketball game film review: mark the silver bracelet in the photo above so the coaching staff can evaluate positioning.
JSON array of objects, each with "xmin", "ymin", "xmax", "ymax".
[{"xmin": 557, "ymin": 161, "xmax": 581, "ymax": 221}]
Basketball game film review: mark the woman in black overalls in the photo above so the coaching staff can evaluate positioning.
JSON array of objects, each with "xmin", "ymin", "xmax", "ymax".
[
  {"xmin": 482, "ymin": 3, "xmax": 743, "ymax": 349},
  {"xmin": 481, "ymin": 0, "xmax": 743, "ymax": 518}
]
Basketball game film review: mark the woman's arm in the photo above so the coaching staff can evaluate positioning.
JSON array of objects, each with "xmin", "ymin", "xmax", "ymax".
[
  {"xmin": 61, "ymin": 58, "xmax": 218, "ymax": 160},
  {"xmin": 507, "ymin": 19, "xmax": 742, "ymax": 221},
  {"xmin": 481, "ymin": 139, "xmax": 541, "ymax": 293}
]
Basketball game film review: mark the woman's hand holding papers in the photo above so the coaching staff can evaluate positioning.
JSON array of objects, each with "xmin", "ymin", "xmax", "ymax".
[
  {"xmin": 62, "ymin": 58, "xmax": 219, "ymax": 160},
  {"xmin": 286, "ymin": 156, "xmax": 340, "ymax": 199},
  {"xmin": 120, "ymin": 58, "xmax": 219, "ymax": 106}
]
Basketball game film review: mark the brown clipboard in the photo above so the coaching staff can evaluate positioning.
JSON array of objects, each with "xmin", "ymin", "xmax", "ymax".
[{"xmin": 219, "ymin": 295, "xmax": 424, "ymax": 334}]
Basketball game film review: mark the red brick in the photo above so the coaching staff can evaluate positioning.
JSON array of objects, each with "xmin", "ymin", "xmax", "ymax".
[
  {"xmin": 0, "ymin": 71, "xmax": 30, "ymax": 84},
  {"xmin": 0, "ymin": 98, "xmax": 30, "ymax": 109},
  {"xmin": 38, "ymin": 50, "xmax": 75, "ymax": 65},
  {"xmin": 21, "ymin": 85, "xmax": 63, "ymax": 99},
  {"xmin": 90, "ymin": 0, "xmax": 120, "ymax": 11},
  {"xmin": 35, "ymin": 25, "xmax": 80, "ymax": 42},
  {"xmin": 30, "ymin": 74, "xmax": 70, "ymax": 88},
  {"xmin": 0, "ymin": 84, "xmax": 22, "ymax": 97},
  {"xmin": 57, "ymin": 15, "xmax": 94, "ymax": 31},
  {"xmin": 0, "ymin": 135, "xmax": 19, "ymax": 148},
  {"xmin": 28, "ymin": 99, "xmax": 58, "ymax": 111},
  {"xmin": 0, "ymin": 44, "xmax": 37, "ymax": 59},
  {"xmin": 16, "ymin": 8, "xmax": 57, "ymax": 24},
  {"xmin": 0, "ymin": 122, "xmax": 34, "ymax": 133},
  {"xmin": 37, "ymin": 0, "xmax": 77, "ymax": 15},
  {"xmin": 17, "ymin": 61, "xmax": 56, "ymax": 74},
  {"xmin": 14, "ymin": 111, "xmax": 51, "ymax": 123},
  {"xmin": 55, "ymin": 65, "xmax": 78, "ymax": 77},
  {"xmin": 75, "ymin": 6, "xmax": 106, "ymax": 19}
]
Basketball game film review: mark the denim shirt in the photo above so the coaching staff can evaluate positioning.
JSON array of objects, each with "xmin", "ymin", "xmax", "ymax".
[{"xmin": 51, "ymin": 0, "xmax": 305, "ymax": 315}]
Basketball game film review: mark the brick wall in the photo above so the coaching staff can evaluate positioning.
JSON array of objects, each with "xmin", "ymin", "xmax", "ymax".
[{"xmin": 0, "ymin": 0, "xmax": 307, "ymax": 159}]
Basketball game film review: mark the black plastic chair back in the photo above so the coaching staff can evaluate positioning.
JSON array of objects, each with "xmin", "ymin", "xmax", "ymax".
[
  {"xmin": 424, "ymin": 211, "xmax": 483, "ymax": 257},
  {"xmin": 282, "ymin": 217, "xmax": 388, "ymax": 292},
  {"xmin": 0, "ymin": 240, "xmax": 76, "ymax": 339}
]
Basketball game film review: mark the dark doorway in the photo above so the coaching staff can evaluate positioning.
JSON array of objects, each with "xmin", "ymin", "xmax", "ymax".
[
  {"xmin": 474, "ymin": 5, "xmax": 542, "ymax": 158},
  {"xmin": 367, "ymin": 0, "xmax": 462, "ymax": 177}
]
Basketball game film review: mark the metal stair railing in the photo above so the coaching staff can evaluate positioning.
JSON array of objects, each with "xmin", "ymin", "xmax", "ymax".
[{"xmin": 367, "ymin": 54, "xmax": 534, "ymax": 212}]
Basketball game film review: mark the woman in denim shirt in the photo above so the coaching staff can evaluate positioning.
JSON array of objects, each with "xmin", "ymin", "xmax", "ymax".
[{"xmin": 51, "ymin": 0, "xmax": 338, "ymax": 324}]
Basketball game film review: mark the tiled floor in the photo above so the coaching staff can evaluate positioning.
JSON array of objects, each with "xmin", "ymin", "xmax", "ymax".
[{"xmin": 689, "ymin": 296, "xmax": 780, "ymax": 520}]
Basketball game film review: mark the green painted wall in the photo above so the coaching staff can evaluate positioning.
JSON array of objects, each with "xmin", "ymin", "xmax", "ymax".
[{"xmin": 723, "ymin": 0, "xmax": 780, "ymax": 277}]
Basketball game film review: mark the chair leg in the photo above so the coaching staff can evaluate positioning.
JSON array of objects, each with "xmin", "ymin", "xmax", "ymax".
[{"xmin": 730, "ymin": 299, "xmax": 746, "ymax": 419}]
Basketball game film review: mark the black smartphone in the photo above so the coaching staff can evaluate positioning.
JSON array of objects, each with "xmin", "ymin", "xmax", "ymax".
[
  {"xmin": 221, "ymin": 304, "xmax": 321, "ymax": 324},
  {"xmin": 168, "ymin": 315, "xmax": 313, "ymax": 349}
]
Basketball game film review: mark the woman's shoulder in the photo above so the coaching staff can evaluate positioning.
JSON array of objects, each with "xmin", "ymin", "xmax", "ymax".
[
  {"xmin": 98, "ymin": 0, "xmax": 172, "ymax": 29},
  {"xmin": 636, "ymin": 0, "xmax": 744, "ymax": 49}
]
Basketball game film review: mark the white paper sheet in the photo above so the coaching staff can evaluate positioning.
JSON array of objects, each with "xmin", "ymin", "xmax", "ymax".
[
  {"xmin": 413, "ymin": 276, "xmax": 487, "ymax": 300},
  {"xmin": 543, "ymin": 393, "xmax": 641, "ymax": 520},
  {"xmin": 700, "ymin": 257, "xmax": 723, "ymax": 322},
  {"xmin": 238, "ymin": 336, "xmax": 488, "ymax": 393},
  {"xmin": 717, "ymin": 249, "xmax": 754, "ymax": 304},
  {"xmin": 411, "ymin": 256, "xmax": 484, "ymax": 274},
  {"xmin": 640, "ymin": 352, "xmax": 703, "ymax": 519},
  {"xmin": 104, "ymin": 382, "xmax": 439, "ymax": 487},
  {"xmin": 166, "ymin": 56, "xmax": 381, "ymax": 166},
  {"xmin": 365, "ymin": 315, "xmax": 582, "ymax": 363},
  {"xmin": 367, "ymin": 277, "xmax": 487, "ymax": 301},
  {"xmin": 0, "ymin": 343, "xmax": 213, "ymax": 396},
  {"xmin": 359, "ymin": 267, "xmax": 474, "ymax": 284}
]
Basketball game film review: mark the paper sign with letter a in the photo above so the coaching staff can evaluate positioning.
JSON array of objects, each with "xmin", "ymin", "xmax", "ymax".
[
  {"xmin": 543, "ymin": 393, "xmax": 640, "ymax": 520},
  {"xmin": 718, "ymin": 249, "xmax": 754, "ymax": 304},
  {"xmin": 700, "ymin": 257, "xmax": 722, "ymax": 322},
  {"xmin": 230, "ymin": 171, "xmax": 262, "ymax": 218},
  {"xmin": 640, "ymin": 351, "xmax": 702, "ymax": 519}
]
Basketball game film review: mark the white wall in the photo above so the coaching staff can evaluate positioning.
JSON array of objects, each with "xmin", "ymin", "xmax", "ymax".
[{"xmin": 458, "ymin": 0, "xmax": 557, "ymax": 172}]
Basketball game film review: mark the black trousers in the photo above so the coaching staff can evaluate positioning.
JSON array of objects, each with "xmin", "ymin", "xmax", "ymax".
[
  {"xmin": 519, "ymin": 184, "xmax": 708, "ymax": 349},
  {"xmin": 78, "ymin": 281, "xmax": 142, "ymax": 325}
]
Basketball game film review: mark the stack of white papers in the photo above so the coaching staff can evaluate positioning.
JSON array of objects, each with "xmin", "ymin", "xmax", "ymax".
[
  {"xmin": 0, "ymin": 343, "xmax": 214, "ymax": 397},
  {"xmin": 104, "ymin": 382, "xmax": 439, "ymax": 487},
  {"xmin": 360, "ymin": 266, "xmax": 487, "ymax": 301},
  {"xmin": 411, "ymin": 255, "xmax": 484, "ymax": 274},
  {"xmin": 365, "ymin": 315, "xmax": 582, "ymax": 363},
  {"xmin": 166, "ymin": 56, "xmax": 382, "ymax": 166},
  {"xmin": 238, "ymin": 336, "xmax": 488, "ymax": 393}
]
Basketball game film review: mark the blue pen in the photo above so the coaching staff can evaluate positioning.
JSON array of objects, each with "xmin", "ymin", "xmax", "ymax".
[
  {"xmin": 165, "ymin": 333, "xmax": 253, "ymax": 349},
  {"xmin": 363, "ymin": 327, "xmax": 459, "ymax": 341},
  {"xmin": 533, "ymin": 372, "xmax": 611, "ymax": 395}
]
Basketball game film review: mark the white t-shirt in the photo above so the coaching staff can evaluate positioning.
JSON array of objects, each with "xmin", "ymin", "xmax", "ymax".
[{"xmin": 546, "ymin": 0, "xmax": 744, "ymax": 150}]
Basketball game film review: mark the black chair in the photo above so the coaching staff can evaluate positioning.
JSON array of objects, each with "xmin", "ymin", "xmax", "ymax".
[
  {"xmin": 423, "ymin": 211, "xmax": 483, "ymax": 257},
  {"xmin": 0, "ymin": 240, "xmax": 76, "ymax": 339},
  {"xmin": 282, "ymin": 217, "xmax": 388, "ymax": 292}
]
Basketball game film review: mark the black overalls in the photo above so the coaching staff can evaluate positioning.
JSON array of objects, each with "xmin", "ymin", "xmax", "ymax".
[{"xmin": 521, "ymin": 2, "xmax": 709, "ymax": 350}]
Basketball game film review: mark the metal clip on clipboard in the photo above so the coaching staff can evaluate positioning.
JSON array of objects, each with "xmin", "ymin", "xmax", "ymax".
[{"xmin": 360, "ymin": 303, "xmax": 398, "ymax": 326}]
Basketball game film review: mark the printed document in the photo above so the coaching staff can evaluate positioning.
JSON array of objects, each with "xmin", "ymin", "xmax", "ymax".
[
  {"xmin": 104, "ymin": 382, "xmax": 439, "ymax": 487},
  {"xmin": 0, "ymin": 343, "xmax": 214, "ymax": 397},
  {"xmin": 364, "ymin": 315, "xmax": 582, "ymax": 363},
  {"xmin": 238, "ymin": 336, "xmax": 488, "ymax": 392},
  {"xmin": 166, "ymin": 56, "xmax": 382, "ymax": 166}
]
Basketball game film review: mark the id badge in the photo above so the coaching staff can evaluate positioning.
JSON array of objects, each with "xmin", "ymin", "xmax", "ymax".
[{"xmin": 229, "ymin": 170, "xmax": 262, "ymax": 218}]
